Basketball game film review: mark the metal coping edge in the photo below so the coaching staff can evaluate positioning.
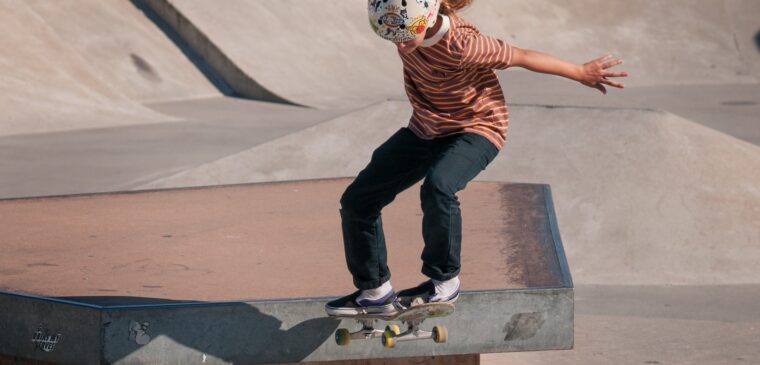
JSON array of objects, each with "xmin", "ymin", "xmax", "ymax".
[
  {"xmin": 0, "ymin": 286, "xmax": 571, "ymax": 311},
  {"xmin": 542, "ymin": 185, "xmax": 574, "ymax": 289}
]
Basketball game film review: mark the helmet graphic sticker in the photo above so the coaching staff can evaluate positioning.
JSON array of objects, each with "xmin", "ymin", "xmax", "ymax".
[{"xmin": 368, "ymin": 0, "xmax": 441, "ymax": 43}]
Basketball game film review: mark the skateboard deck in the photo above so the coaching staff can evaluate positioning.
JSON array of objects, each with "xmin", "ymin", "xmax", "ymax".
[{"xmin": 330, "ymin": 302, "xmax": 455, "ymax": 348}]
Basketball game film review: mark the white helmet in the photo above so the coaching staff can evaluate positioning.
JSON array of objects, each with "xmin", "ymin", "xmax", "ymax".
[{"xmin": 368, "ymin": 0, "xmax": 442, "ymax": 43}]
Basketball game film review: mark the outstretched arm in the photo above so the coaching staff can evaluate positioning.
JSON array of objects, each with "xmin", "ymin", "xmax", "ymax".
[{"xmin": 510, "ymin": 47, "xmax": 628, "ymax": 94}]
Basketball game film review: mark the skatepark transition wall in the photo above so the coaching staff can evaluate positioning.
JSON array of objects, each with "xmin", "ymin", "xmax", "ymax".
[
  {"xmin": 142, "ymin": 0, "xmax": 760, "ymax": 109},
  {"xmin": 3, "ymin": 0, "xmax": 758, "ymax": 132},
  {"xmin": 0, "ymin": 0, "xmax": 220, "ymax": 136}
]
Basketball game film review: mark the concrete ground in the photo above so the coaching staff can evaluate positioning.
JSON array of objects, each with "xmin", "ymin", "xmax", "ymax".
[
  {"xmin": 0, "ymin": 98, "xmax": 349, "ymax": 199},
  {"xmin": 484, "ymin": 285, "xmax": 760, "ymax": 365},
  {"xmin": 3, "ymin": 81, "xmax": 757, "ymax": 199},
  {"xmin": 499, "ymin": 71, "xmax": 760, "ymax": 146}
]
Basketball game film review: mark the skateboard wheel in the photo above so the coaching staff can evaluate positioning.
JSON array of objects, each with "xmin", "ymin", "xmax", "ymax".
[
  {"xmin": 433, "ymin": 325, "xmax": 448, "ymax": 343},
  {"xmin": 384, "ymin": 324, "xmax": 401, "ymax": 336},
  {"xmin": 382, "ymin": 331, "xmax": 397, "ymax": 348},
  {"xmin": 335, "ymin": 328, "xmax": 351, "ymax": 346}
]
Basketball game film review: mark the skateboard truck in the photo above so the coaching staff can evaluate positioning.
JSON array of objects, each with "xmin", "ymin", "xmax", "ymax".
[
  {"xmin": 333, "ymin": 302, "xmax": 454, "ymax": 348},
  {"xmin": 381, "ymin": 321, "xmax": 448, "ymax": 348},
  {"xmin": 334, "ymin": 318, "xmax": 385, "ymax": 345}
]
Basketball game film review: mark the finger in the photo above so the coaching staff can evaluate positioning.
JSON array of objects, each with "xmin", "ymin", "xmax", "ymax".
[
  {"xmin": 602, "ymin": 59, "xmax": 623, "ymax": 69},
  {"xmin": 593, "ymin": 54, "xmax": 613, "ymax": 64},
  {"xmin": 600, "ymin": 79, "xmax": 625, "ymax": 88},
  {"xmin": 603, "ymin": 71, "xmax": 629, "ymax": 78}
]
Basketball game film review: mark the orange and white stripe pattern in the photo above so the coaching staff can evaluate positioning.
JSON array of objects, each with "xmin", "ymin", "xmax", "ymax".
[{"xmin": 399, "ymin": 16, "xmax": 513, "ymax": 150}]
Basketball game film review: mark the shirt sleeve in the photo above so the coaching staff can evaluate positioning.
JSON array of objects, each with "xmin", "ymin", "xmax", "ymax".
[{"xmin": 458, "ymin": 34, "xmax": 514, "ymax": 70}]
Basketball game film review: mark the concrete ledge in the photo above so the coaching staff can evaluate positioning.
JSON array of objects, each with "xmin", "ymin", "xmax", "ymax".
[
  {"xmin": 0, "ymin": 295, "xmax": 101, "ymax": 364},
  {"xmin": 0, "ymin": 288, "xmax": 570, "ymax": 364},
  {"xmin": 0, "ymin": 179, "xmax": 573, "ymax": 364}
]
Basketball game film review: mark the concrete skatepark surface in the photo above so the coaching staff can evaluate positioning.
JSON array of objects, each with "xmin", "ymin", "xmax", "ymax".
[
  {"xmin": 140, "ymin": 104, "xmax": 760, "ymax": 286},
  {"xmin": 1, "ymin": 0, "xmax": 759, "ymax": 364},
  {"xmin": 0, "ymin": 179, "xmax": 564, "ymax": 301},
  {"xmin": 0, "ymin": 97, "xmax": 349, "ymax": 199},
  {"xmin": 0, "ymin": 0, "xmax": 221, "ymax": 136},
  {"xmin": 0, "ymin": 180, "xmax": 574, "ymax": 364},
  {"xmin": 144, "ymin": 0, "xmax": 760, "ymax": 109}
]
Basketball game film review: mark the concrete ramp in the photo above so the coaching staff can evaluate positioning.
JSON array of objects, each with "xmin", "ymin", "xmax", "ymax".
[
  {"xmin": 0, "ymin": 0, "xmax": 220, "ymax": 136},
  {"xmin": 142, "ymin": 0, "xmax": 405, "ymax": 109},
  {"xmin": 482, "ymin": 106, "xmax": 760, "ymax": 286},
  {"xmin": 0, "ymin": 1, "xmax": 161, "ymax": 136},
  {"xmin": 24, "ymin": 0, "xmax": 220, "ymax": 103},
  {"xmin": 724, "ymin": 0, "xmax": 760, "ymax": 79},
  {"xmin": 0, "ymin": 179, "xmax": 573, "ymax": 364},
  {"xmin": 138, "ymin": 104, "xmax": 760, "ymax": 287},
  {"xmin": 465, "ymin": 0, "xmax": 760, "ymax": 86},
  {"xmin": 139, "ymin": 100, "xmax": 417, "ymax": 185},
  {"xmin": 144, "ymin": 0, "xmax": 760, "ymax": 108}
]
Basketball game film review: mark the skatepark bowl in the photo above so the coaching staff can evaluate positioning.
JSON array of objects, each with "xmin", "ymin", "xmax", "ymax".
[{"xmin": 0, "ymin": 178, "xmax": 573, "ymax": 364}]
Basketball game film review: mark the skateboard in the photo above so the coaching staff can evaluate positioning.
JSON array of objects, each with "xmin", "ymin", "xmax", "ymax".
[{"xmin": 330, "ymin": 301, "xmax": 455, "ymax": 348}]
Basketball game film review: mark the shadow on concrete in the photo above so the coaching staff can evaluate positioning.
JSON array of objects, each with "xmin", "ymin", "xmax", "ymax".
[
  {"xmin": 755, "ymin": 29, "xmax": 760, "ymax": 52},
  {"xmin": 58, "ymin": 296, "xmax": 337, "ymax": 364},
  {"xmin": 128, "ymin": 0, "xmax": 235, "ymax": 97}
]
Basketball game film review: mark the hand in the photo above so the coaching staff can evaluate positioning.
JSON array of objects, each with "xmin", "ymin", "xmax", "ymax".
[{"xmin": 578, "ymin": 54, "xmax": 628, "ymax": 94}]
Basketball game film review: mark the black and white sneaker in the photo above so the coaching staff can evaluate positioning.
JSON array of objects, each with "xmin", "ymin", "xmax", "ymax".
[
  {"xmin": 396, "ymin": 279, "xmax": 460, "ymax": 309},
  {"xmin": 325, "ymin": 290, "xmax": 398, "ymax": 317}
]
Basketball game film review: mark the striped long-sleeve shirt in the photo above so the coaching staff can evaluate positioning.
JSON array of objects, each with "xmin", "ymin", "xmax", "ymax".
[{"xmin": 399, "ymin": 15, "xmax": 514, "ymax": 150}]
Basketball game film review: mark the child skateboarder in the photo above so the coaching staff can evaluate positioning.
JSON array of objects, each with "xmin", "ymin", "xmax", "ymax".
[{"xmin": 326, "ymin": 0, "xmax": 627, "ymax": 316}]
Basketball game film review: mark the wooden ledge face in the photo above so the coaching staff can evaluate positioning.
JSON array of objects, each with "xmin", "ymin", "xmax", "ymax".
[{"xmin": 0, "ymin": 179, "xmax": 565, "ymax": 304}]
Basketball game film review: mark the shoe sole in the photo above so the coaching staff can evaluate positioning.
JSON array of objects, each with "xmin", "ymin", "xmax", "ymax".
[
  {"xmin": 430, "ymin": 289, "xmax": 460, "ymax": 303},
  {"xmin": 325, "ymin": 303, "xmax": 398, "ymax": 317}
]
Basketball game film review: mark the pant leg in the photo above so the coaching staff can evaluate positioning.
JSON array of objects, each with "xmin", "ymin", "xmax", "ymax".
[
  {"xmin": 340, "ymin": 128, "xmax": 435, "ymax": 290},
  {"xmin": 419, "ymin": 132, "xmax": 499, "ymax": 280}
]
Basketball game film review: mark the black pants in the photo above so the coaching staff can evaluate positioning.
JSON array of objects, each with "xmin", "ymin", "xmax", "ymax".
[{"xmin": 340, "ymin": 128, "xmax": 499, "ymax": 290}]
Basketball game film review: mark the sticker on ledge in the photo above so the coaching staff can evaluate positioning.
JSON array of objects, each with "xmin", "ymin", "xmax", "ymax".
[
  {"xmin": 31, "ymin": 326, "xmax": 62, "ymax": 353},
  {"xmin": 129, "ymin": 320, "xmax": 151, "ymax": 345}
]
